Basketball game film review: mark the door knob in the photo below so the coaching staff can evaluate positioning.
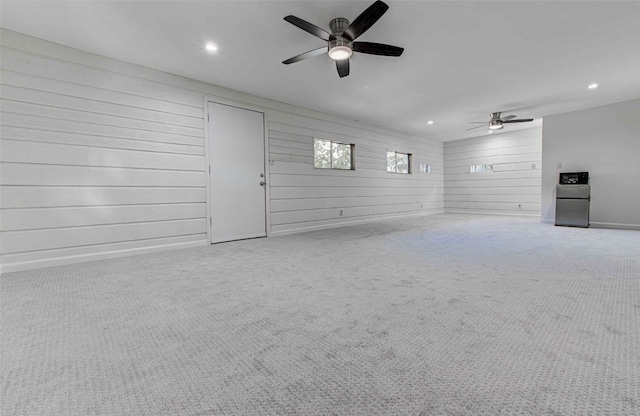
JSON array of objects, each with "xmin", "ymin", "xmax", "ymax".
[{"xmin": 260, "ymin": 181, "xmax": 266, "ymax": 186}]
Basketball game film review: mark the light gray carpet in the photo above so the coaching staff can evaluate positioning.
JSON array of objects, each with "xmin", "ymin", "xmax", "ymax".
[{"xmin": 1, "ymin": 214, "xmax": 639, "ymax": 415}]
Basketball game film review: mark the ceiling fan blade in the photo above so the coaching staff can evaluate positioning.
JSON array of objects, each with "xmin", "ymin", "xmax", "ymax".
[
  {"xmin": 284, "ymin": 15, "xmax": 331, "ymax": 41},
  {"xmin": 343, "ymin": 0, "xmax": 389, "ymax": 41},
  {"xmin": 501, "ymin": 114, "xmax": 517, "ymax": 121},
  {"xmin": 282, "ymin": 46, "xmax": 327, "ymax": 65},
  {"xmin": 465, "ymin": 124, "xmax": 487, "ymax": 131},
  {"xmin": 282, "ymin": 47, "xmax": 327, "ymax": 64},
  {"xmin": 352, "ymin": 42, "xmax": 403, "ymax": 57},
  {"xmin": 503, "ymin": 118, "xmax": 534, "ymax": 123},
  {"xmin": 468, "ymin": 121, "xmax": 487, "ymax": 124},
  {"xmin": 336, "ymin": 59, "xmax": 350, "ymax": 78}
]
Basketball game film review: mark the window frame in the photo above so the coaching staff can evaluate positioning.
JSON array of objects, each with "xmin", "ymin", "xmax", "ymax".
[
  {"xmin": 313, "ymin": 138, "xmax": 355, "ymax": 170},
  {"xmin": 469, "ymin": 164, "xmax": 493, "ymax": 173},
  {"xmin": 386, "ymin": 150, "xmax": 412, "ymax": 174}
]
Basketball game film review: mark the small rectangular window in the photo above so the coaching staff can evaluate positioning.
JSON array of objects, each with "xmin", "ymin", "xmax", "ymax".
[
  {"xmin": 419, "ymin": 163, "xmax": 431, "ymax": 173},
  {"xmin": 470, "ymin": 164, "xmax": 493, "ymax": 173},
  {"xmin": 387, "ymin": 151, "xmax": 412, "ymax": 174},
  {"xmin": 314, "ymin": 138, "xmax": 354, "ymax": 170}
]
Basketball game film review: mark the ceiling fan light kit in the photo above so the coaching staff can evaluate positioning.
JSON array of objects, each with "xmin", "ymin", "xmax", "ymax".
[
  {"xmin": 328, "ymin": 46, "xmax": 352, "ymax": 61},
  {"xmin": 282, "ymin": 1, "xmax": 404, "ymax": 77}
]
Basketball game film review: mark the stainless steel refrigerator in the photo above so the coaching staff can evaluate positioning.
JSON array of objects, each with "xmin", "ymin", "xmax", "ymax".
[{"xmin": 555, "ymin": 184, "xmax": 590, "ymax": 227}]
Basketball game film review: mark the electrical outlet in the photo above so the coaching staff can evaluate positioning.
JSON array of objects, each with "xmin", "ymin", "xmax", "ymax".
[
  {"xmin": 531, "ymin": 163, "xmax": 536, "ymax": 170},
  {"xmin": 420, "ymin": 204, "xmax": 423, "ymax": 208},
  {"xmin": 339, "ymin": 210, "xmax": 343, "ymax": 217},
  {"xmin": 556, "ymin": 162, "xmax": 562, "ymax": 169}
]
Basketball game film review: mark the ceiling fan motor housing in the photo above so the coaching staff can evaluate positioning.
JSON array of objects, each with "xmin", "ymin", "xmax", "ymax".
[
  {"xmin": 329, "ymin": 17, "xmax": 353, "ymax": 51},
  {"xmin": 330, "ymin": 17, "xmax": 350, "ymax": 36}
]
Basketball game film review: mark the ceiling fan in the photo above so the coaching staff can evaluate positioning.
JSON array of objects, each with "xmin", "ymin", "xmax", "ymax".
[
  {"xmin": 282, "ymin": 0, "xmax": 404, "ymax": 78},
  {"xmin": 466, "ymin": 112, "xmax": 534, "ymax": 131}
]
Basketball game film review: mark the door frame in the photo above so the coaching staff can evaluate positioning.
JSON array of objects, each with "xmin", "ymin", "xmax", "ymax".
[{"xmin": 203, "ymin": 96, "xmax": 271, "ymax": 245}]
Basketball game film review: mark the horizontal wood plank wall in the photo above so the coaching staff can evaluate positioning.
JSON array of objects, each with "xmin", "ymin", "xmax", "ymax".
[
  {"xmin": 443, "ymin": 127, "xmax": 542, "ymax": 216},
  {"xmin": 267, "ymin": 112, "xmax": 444, "ymax": 235},
  {"xmin": 0, "ymin": 29, "xmax": 444, "ymax": 272},
  {"xmin": 0, "ymin": 31, "xmax": 209, "ymax": 272}
]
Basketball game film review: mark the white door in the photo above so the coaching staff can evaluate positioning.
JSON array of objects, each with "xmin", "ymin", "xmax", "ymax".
[{"xmin": 208, "ymin": 101, "xmax": 266, "ymax": 243}]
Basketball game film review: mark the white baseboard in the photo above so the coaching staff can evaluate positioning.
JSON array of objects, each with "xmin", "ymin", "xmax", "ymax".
[
  {"xmin": 0, "ymin": 240, "xmax": 208, "ymax": 274},
  {"xmin": 270, "ymin": 210, "xmax": 445, "ymax": 237},
  {"xmin": 590, "ymin": 222, "xmax": 640, "ymax": 231},
  {"xmin": 541, "ymin": 219, "xmax": 639, "ymax": 230},
  {"xmin": 446, "ymin": 210, "xmax": 540, "ymax": 218}
]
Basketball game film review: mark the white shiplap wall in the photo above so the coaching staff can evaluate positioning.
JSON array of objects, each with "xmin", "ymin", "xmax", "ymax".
[
  {"xmin": 444, "ymin": 127, "xmax": 542, "ymax": 216},
  {"xmin": 267, "ymin": 111, "xmax": 444, "ymax": 235},
  {"xmin": 0, "ymin": 29, "xmax": 444, "ymax": 272},
  {"xmin": 0, "ymin": 30, "xmax": 208, "ymax": 272}
]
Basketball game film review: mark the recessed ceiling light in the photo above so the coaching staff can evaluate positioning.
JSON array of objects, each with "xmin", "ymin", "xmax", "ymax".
[
  {"xmin": 205, "ymin": 43, "xmax": 218, "ymax": 53},
  {"xmin": 588, "ymin": 83, "xmax": 598, "ymax": 89},
  {"xmin": 427, "ymin": 120, "xmax": 434, "ymax": 125}
]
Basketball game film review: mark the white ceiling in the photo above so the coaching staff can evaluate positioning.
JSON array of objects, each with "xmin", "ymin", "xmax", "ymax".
[{"xmin": 2, "ymin": 1, "xmax": 639, "ymax": 141}]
